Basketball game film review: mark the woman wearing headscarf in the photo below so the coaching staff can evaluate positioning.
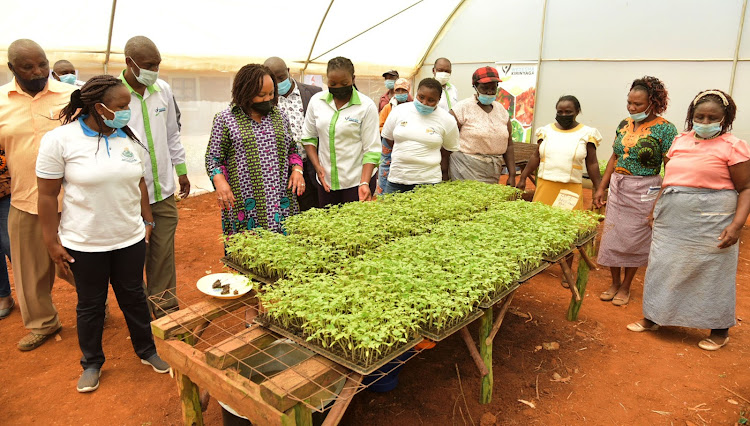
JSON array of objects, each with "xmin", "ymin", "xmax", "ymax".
[
  {"xmin": 449, "ymin": 66, "xmax": 515, "ymax": 185},
  {"xmin": 594, "ymin": 76, "xmax": 678, "ymax": 306},
  {"xmin": 301, "ymin": 57, "xmax": 380, "ymax": 205},
  {"xmin": 206, "ymin": 64, "xmax": 305, "ymax": 237},
  {"xmin": 627, "ymin": 89, "xmax": 750, "ymax": 351}
]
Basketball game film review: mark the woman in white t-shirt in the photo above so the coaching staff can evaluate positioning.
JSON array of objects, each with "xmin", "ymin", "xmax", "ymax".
[
  {"xmin": 36, "ymin": 75, "xmax": 170, "ymax": 394},
  {"xmin": 381, "ymin": 78, "xmax": 459, "ymax": 193}
]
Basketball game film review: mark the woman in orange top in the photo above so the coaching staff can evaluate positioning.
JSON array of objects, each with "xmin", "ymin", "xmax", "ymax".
[
  {"xmin": 376, "ymin": 78, "xmax": 411, "ymax": 194},
  {"xmin": 627, "ymin": 90, "xmax": 750, "ymax": 351}
]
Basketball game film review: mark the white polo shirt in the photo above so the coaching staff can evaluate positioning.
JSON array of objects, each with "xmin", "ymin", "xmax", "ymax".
[
  {"xmin": 119, "ymin": 72, "xmax": 187, "ymax": 204},
  {"xmin": 301, "ymin": 89, "xmax": 380, "ymax": 190},
  {"xmin": 438, "ymin": 83, "xmax": 458, "ymax": 111},
  {"xmin": 36, "ymin": 118, "xmax": 147, "ymax": 252},
  {"xmin": 381, "ymin": 103, "xmax": 459, "ymax": 185}
]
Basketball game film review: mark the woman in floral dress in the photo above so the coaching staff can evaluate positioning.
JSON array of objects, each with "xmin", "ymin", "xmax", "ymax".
[{"xmin": 205, "ymin": 64, "xmax": 305, "ymax": 236}]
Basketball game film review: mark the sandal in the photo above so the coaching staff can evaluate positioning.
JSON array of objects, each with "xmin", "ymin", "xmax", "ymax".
[
  {"xmin": 599, "ymin": 290, "xmax": 616, "ymax": 301},
  {"xmin": 626, "ymin": 321, "xmax": 659, "ymax": 332},
  {"xmin": 612, "ymin": 293, "xmax": 630, "ymax": 306},
  {"xmin": 698, "ymin": 337, "xmax": 729, "ymax": 351}
]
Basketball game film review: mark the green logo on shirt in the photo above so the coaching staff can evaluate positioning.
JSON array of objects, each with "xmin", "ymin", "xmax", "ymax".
[{"xmin": 121, "ymin": 148, "xmax": 137, "ymax": 163}]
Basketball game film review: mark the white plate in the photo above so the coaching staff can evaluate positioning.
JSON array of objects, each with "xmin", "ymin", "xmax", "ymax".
[{"xmin": 197, "ymin": 273, "xmax": 252, "ymax": 299}]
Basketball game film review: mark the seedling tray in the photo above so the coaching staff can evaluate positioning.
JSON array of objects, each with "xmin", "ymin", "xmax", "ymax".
[
  {"xmin": 542, "ymin": 247, "xmax": 573, "ymax": 263},
  {"xmin": 254, "ymin": 315, "xmax": 423, "ymax": 376},
  {"xmin": 220, "ymin": 256, "xmax": 277, "ymax": 286},
  {"xmin": 517, "ymin": 261, "xmax": 552, "ymax": 284},
  {"xmin": 419, "ymin": 309, "xmax": 485, "ymax": 342},
  {"xmin": 574, "ymin": 230, "xmax": 597, "ymax": 247},
  {"xmin": 479, "ymin": 283, "xmax": 521, "ymax": 309}
]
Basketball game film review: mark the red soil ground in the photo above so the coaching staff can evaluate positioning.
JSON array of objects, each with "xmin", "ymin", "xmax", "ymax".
[{"xmin": 2, "ymin": 190, "xmax": 748, "ymax": 425}]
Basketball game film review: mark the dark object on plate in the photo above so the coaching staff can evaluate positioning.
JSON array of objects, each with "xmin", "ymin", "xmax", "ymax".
[
  {"xmin": 212, "ymin": 279, "xmax": 222, "ymax": 289},
  {"xmin": 233, "ymin": 289, "xmax": 239, "ymax": 295},
  {"xmin": 221, "ymin": 284, "xmax": 231, "ymax": 295}
]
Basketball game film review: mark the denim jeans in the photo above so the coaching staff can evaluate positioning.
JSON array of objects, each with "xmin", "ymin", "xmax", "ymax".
[
  {"xmin": 0, "ymin": 196, "xmax": 12, "ymax": 298},
  {"xmin": 384, "ymin": 181, "xmax": 436, "ymax": 194}
]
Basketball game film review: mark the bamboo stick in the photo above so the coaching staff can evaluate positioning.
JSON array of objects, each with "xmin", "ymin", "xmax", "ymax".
[
  {"xmin": 485, "ymin": 292, "xmax": 516, "ymax": 346},
  {"xmin": 559, "ymin": 260, "xmax": 581, "ymax": 302},
  {"xmin": 459, "ymin": 327, "xmax": 490, "ymax": 377},
  {"xmin": 567, "ymin": 241, "xmax": 594, "ymax": 321},
  {"xmin": 479, "ymin": 308, "xmax": 493, "ymax": 404}
]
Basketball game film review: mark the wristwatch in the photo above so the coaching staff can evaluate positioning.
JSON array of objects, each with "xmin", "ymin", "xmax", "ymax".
[{"xmin": 143, "ymin": 219, "xmax": 156, "ymax": 228}]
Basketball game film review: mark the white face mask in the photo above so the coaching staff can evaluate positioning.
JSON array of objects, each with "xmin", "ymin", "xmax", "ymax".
[
  {"xmin": 434, "ymin": 71, "xmax": 451, "ymax": 86},
  {"xmin": 129, "ymin": 57, "xmax": 159, "ymax": 86}
]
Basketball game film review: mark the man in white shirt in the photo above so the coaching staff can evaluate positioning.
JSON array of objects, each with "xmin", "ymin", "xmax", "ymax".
[
  {"xmin": 434, "ymin": 57, "xmax": 458, "ymax": 111},
  {"xmin": 120, "ymin": 36, "xmax": 189, "ymax": 318}
]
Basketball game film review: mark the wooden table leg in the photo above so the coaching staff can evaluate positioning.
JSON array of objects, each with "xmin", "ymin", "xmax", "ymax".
[
  {"xmin": 176, "ymin": 370, "xmax": 204, "ymax": 426},
  {"xmin": 559, "ymin": 259, "xmax": 581, "ymax": 302},
  {"xmin": 567, "ymin": 241, "xmax": 594, "ymax": 321},
  {"xmin": 479, "ymin": 307, "xmax": 493, "ymax": 404},
  {"xmin": 285, "ymin": 402, "xmax": 313, "ymax": 426},
  {"xmin": 459, "ymin": 327, "xmax": 490, "ymax": 377},
  {"xmin": 485, "ymin": 292, "xmax": 515, "ymax": 346}
]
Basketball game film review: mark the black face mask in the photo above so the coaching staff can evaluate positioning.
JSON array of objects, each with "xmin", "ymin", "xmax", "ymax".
[
  {"xmin": 8, "ymin": 63, "xmax": 48, "ymax": 93},
  {"xmin": 329, "ymin": 85, "xmax": 353, "ymax": 101},
  {"xmin": 555, "ymin": 114, "xmax": 576, "ymax": 129},
  {"xmin": 251, "ymin": 100, "xmax": 274, "ymax": 115}
]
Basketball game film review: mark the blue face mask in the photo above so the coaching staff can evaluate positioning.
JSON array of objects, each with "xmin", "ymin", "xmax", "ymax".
[
  {"xmin": 394, "ymin": 93, "xmax": 408, "ymax": 103},
  {"xmin": 384, "ymin": 79, "xmax": 395, "ymax": 90},
  {"xmin": 277, "ymin": 78, "xmax": 292, "ymax": 96},
  {"xmin": 477, "ymin": 94, "xmax": 495, "ymax": 106},
  {"xmin": 100, "ymin": 104, "xmax": 131, "ymax": 129},
  {"xmin": 413, "ymin": 99, "xmax": 436, "ymax": 115},
  {"xmin": 58, "ymin": 73, "xmax": 77, "ymax": 85},
  {"xmin": 629, "ymin": 104, "xmax": 651, "ymax": 122},
  {"xmin": 693, "ymin": 121, "xmax": 722, "ymax": 139}
]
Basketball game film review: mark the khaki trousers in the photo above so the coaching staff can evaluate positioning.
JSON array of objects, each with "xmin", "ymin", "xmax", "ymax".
[
  {"xmin": 145, "ymin": 195, "xmax": 179, "ymax": 317},
  {"xmin": 9, "ymin": 206, "xmax": 59, "ymax": 334}
]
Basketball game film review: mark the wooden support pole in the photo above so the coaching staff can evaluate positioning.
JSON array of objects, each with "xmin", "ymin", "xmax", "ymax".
[
  {"xmin": 459, "ymin": 327, "xmax": 490, "ymax": 377},
  {"xmin": 567, "ymin": 240, "xmax": 594, "ymax": 321},
  {"xmin": 321, "ymin": 375, "xmax": 362, "ymax": 426},
  {"xmin": 577, "ymin": 245, "xmax": 597, "ymax": 270},
  {"xmin": 176, "ymin": 370, "xmax": 204, "ymax": 426},
  {"xmin": 559, "ymin": 260, "xmax": 581, "ymax": 302},
  {"xmin": 485, "ymin": 292, "xmax": 516, "ymax": 346},
  {"xmin": 285, "ymin": 403, "xmax": 313, "ymax": 426},
  {"xmin": 479, "ymin": 308, "xmax": 493, "ymax": 404}
]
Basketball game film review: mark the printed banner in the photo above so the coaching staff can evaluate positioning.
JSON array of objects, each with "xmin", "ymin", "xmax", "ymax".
[{"xmin": 494, "ymin": 63, "xmax": 538, "ymax": 143}]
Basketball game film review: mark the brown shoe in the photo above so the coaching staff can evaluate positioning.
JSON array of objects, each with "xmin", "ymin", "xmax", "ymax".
[{"xmin": 18, "ymin": 326, "xmax": 62, "ymax": 351}]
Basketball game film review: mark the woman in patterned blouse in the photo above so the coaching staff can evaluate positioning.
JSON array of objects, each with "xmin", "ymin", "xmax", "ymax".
[
  {"xmin": 205, "ymin": 64, "xmax": 305, "ymax": 236},
  {"xmin": 594, "ymin": 76, "xmax": 678, "ymax": 306}
]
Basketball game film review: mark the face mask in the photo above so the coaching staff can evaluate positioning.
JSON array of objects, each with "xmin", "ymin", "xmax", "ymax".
[
  {"xmin": 693, "ymin": 121, "xmax": 722, "ymax": 139},
  {"xmin": 629, "ymin": 104, "xmax": 651, "ymax": 122},
  {"xmin": 555, "ymin": 114, "xmax": 576, "ymax": 128},
  {"xmin": 384, "ymin": 79, "xmax": 395, "ymax": 90},
  {"xmin": 58, "ymin": 73, "xmax": 77, "ymax": 85},
  {"xmin": 251, "ymin": 100, "xmax": 274, "ymax": 115},
  {"xmin": 277, "ymin": 78, "xmax": 292, "ymax": 96},
  {"xmin": 100, "ymin": 104, "xmax": 131, "ymax": 129},
  {"xmin": 128, "ymin": 57, "xmax": 159, "ymax": 86},
  {"xmin": 477, "ymin": 94, "xmax": 495, "ymax": 106},
  {"xmin": 434, "ymin": 71, "xmax": 451, "ymax": 86},
  {"xmin": 329, "ymin": 85, "xmax": 353, "ymax": 101},
  {"xmin": 9, "ymin": 64, "xmax": 48, "ymax": 93},
  {"xmin": 394, "ymin": 93, "xmax": 408, "ymax": 103},
  {"xmin": 413, "ymin": 99, "xmax": 436, "ymax": 115}
]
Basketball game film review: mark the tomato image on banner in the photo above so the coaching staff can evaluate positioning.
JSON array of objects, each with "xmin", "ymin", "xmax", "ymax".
[{"xmin": 495, "ymin": 63, "xmax": 538, "ymax": 142}]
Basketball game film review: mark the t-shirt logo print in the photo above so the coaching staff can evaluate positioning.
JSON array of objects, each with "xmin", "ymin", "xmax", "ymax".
[
  {"xmin": 121, "ymin": 147, "xmax": 138, "ymax": 163},
  {"xmin": 154, "ymin": 107, "xmax": 167, "ymax": 116}
]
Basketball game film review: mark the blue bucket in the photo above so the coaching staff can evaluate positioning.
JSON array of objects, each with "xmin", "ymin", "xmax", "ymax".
[{"xmin": 362, "ymin": 349, "xmax": 415, "ymax": 393}]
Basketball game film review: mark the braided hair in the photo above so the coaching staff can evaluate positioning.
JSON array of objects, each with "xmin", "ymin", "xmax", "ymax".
[
  {"xmin": 326, "ymin": 56, "xmax": 358, "ymax": 90},
  {"xmin": 629, "ymin": 76, "xmax": 669, "ymax": 115},
  {"xmin": 59, "ymin": 75, "xmax": 144, "ymax": 152},
  {"xmin": 232, "ymin": 64, "xmax": 277, "ymax": 111},
  {"xmin": 685, "ymin": 89, "xmax": 737, "ymax": 134}
]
